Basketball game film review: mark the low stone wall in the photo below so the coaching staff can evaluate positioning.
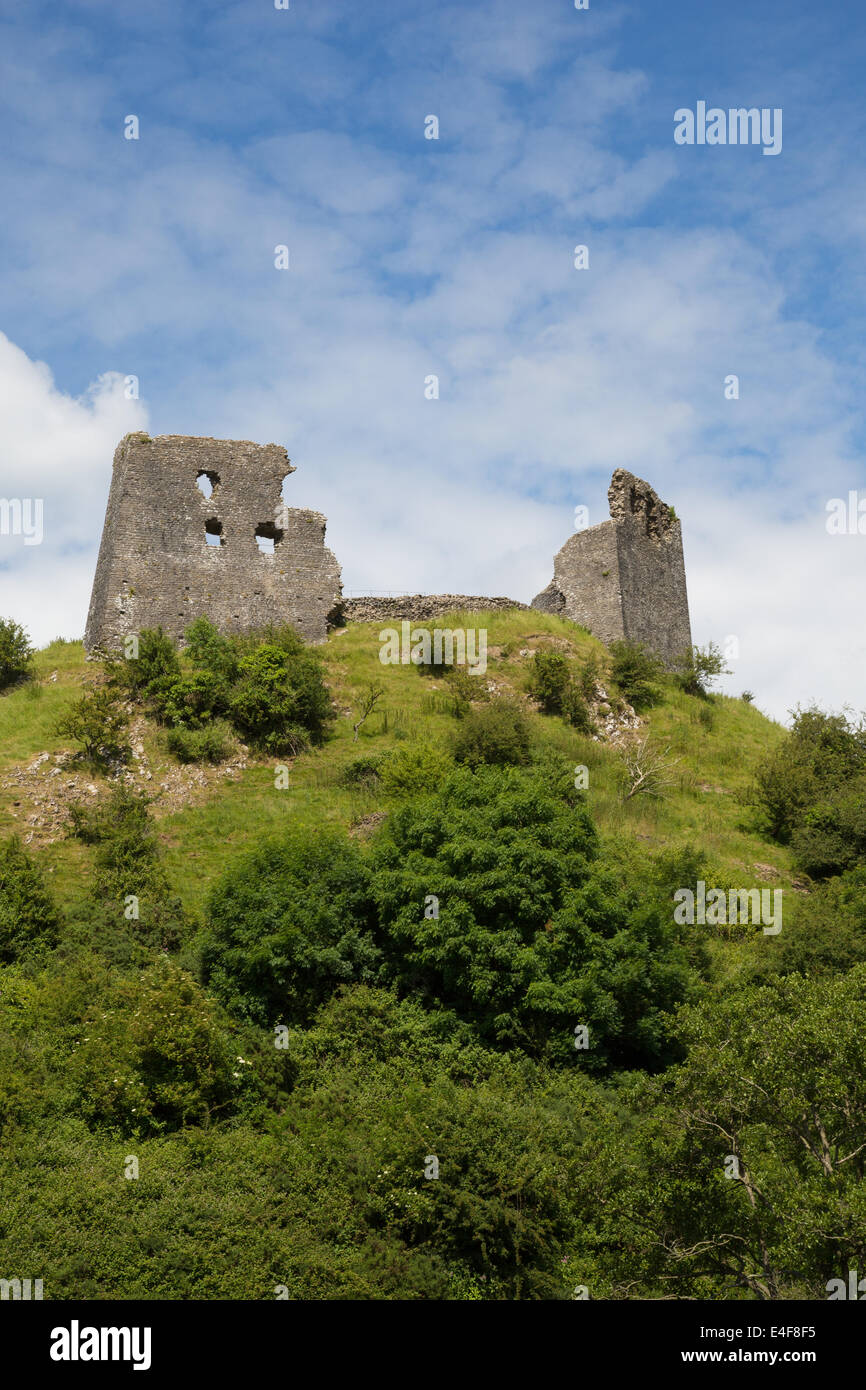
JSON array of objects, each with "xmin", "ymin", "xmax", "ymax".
[{"xmin": 339, "ymin": 594, "xmax": 528, "ymax": 625}]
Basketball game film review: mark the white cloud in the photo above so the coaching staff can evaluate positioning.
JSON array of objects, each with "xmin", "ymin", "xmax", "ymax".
[{"xmin": 0, "ymin": 332, "xmax": 147, "ymax": 644}]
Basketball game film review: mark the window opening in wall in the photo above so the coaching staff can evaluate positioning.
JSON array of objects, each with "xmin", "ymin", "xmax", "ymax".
[
  {"xmin": 196, "ymin": 471, "xmax": 219, "ymax": 499},
  {"xmin": 255, "ymin": 521, "xmax": 283, "ymax": 555}
]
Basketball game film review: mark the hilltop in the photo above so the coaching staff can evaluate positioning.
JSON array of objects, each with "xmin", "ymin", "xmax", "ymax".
[
  {"xmin": 1, "ymin": 609, "xmax": 791, "ymax": 939},
  {"xmin": 1, "ymin": 608, "xmax": 863, "ymax": 1302}
]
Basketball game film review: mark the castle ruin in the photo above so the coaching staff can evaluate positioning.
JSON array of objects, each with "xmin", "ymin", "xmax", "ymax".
[
  {"xmin": 532, "ymin": 469, "xmax": 692, "ymax": 668},
  {"xmin": 84, "ymin": 434, "xmax": 341, "ymax": 652},
  {"xmin": 85, "ymin": 438, "xmax": 691, "ymax": 670}
]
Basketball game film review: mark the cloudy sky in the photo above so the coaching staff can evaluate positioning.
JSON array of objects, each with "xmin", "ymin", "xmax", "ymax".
[{"xmin": 0, "ymin": 0, "xmax": 863, "ymax": 722}]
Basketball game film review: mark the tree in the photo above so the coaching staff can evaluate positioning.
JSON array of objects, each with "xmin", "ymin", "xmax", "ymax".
[
  {"xmin": 674, "ymin": 642, "xmax": 730, "ymax": 697},
  {"xmin": 609, "ymin": 640, "xmax": 663, "ymax": 711},
  {"xmin": 372, "ymin": 764, "xmax": 692, "ymax": 1065},
  {"xmin": 228, "ymin": 643, "xmax": 334, "ymax": 754},
  {"xmin": 0, "ymin": 836, "xmax": 61, "ymax": 963},
  {"xmin": 577, "ymin": 969, "xmax": 866, "ymax": 1299},
  {"xmin": 201, "ymin": 828, "xmax": 381, "ymax": 1025},
  {"xmin": 55, "ymin": 688, "xmax": 131, "ymax": 772},
  {"xmin": 0, "ymin": 618, "xmax": 34, "ymax": 691}
]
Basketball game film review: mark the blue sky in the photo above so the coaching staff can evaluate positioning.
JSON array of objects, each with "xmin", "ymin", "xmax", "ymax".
[{"xmin": 0, "ymin": 0, "xmax": 864, "ymax": 720}]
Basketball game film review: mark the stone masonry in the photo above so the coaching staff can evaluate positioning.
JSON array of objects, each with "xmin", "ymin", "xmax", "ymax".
[
  {"xmin": 532, "ymin": 469, "xmax": 692, "ymax": 668},
  {"xmin": 84, "ymin": 433, "xmax": 341, "ymax": 652},
  {"xmin": 339, "ymin": 595, "xmax": 529, "ymax": 625}
]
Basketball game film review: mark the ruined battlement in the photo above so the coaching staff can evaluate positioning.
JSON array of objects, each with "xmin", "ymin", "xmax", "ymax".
[
  {"xmin": 85, "ymin": 440, "xmax": 691, "ymax": 671},
  {"xmin": 532, "ymin": 469, "xmax": 692, "ymax": 668},
  {"xmin": 84, "ymin": 433, "xmax": 341, "ymax": 652}
]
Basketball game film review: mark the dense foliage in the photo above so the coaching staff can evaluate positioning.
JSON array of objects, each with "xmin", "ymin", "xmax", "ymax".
[
  {"xmin": 110, "ymin": 619, "xmax": 334, "ymax": 759},
  {"xmin": 0, "ymin": 616, "xmax": 34, "ymax": 691},
  {"xmin": 1, "ymin": 618, "xmax": 863, "ymax": 1301}
]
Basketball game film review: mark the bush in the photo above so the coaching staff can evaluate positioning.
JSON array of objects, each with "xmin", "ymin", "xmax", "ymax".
[
  {"xmin": 0, "ymin": 618, "xmax": 34, "ymax": 691},
  {"xmin": 372, "ymin": 764, "xmax": 692, "ymax": 1065},
  {"xmin": 55, "ymin": 688, "xmax": 130, "ymax": 772},
  {"xmin": 165, "ymin": 720, "xmax": 234, "ymax": 764},
  {"xmin": 379, "ymin": 742, "xmax": 453, "ymax": 795},
  {"xmin": 154, "ymin": 670, "xmax": 230, "ymax": 729},
  {"xmin": 674, "ymin": 642, "xmax": 730, "ymax": 698},
  {"xmin": 561, "ymin": 683, "xmax": 593, "ymax": 733},
  {"xmin": 183, "ymin": 616, "xmax": 240, "ymax": 684},
  {"xmin": 528, "ymin": 650, "xmax": 593, "ymax": 731},
  {"xmin": 67, "ymin": 784, "xmax": 188, "ymax": 952},
  {"xmin": 0, "ymin": 836, "xmax": 61, "ymax": 963},
  {"xmin": 747, "ymin": 705, "xmax": 866, "ymax": 861},
  {"xmin": 201, "ymin": 829, "xmax": 381, "ymax": 1025},
  {"xmin": 112, "ymin": 626, "xmax": 180, "ymax": 697},
  {"xmin": 442, "ymin": 666, "xmax": 490, "ymax": 717},
  {"xmin": 790, "ymin": 775, "xmax": 866, "ymax": 877},
  {"xmin": 452, "ymin": 700, "xmax": 531, "ymax": 767},
  {"xmin": 609, "ymin": 640, "xmax": 663, "ymax": 711},
  {"xmin": 339, "ymin": 753, "xmax": 385, "ymax": 788},
  {"xmin": 577, "ymin": 653, "xmax": 603, "ymax": 702},
  {"xmin": 753, "ymin": 867, "xmax": 866, "ymax": 980},
  {"xmin": 528, "ymin": 651, "xmax": 571, "ymax": 714},
  {"xmin": 228, "ymin": 643, "xmax": 334, "ymax": 755},
  {"xmin": 66, "ymin": 958, "xmax": 238, "ymax": 1136}
]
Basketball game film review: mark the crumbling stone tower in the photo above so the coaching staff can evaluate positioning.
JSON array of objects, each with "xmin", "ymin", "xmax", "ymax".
[
  {"xmin": 84, "ymin": 433, "xmax": 341, "ymax": 653},
  {"xmin": 532, "ymin": 469, "xmax": 692, "ymax": 668}
]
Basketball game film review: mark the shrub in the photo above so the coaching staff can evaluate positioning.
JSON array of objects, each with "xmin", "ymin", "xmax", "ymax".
[
  {"xmin": 228, "ymin": 643, "xmax": 334, "ymax": 755},
  {"xmin": 154, "ymin": 670, "xmax": 230, "ymax": 729},
  {"xmin": 201, "ymin": 829, "xmax": 381, "ymax": 1025},
  {"xmin": 696, "ymin": 704, "xmax": 715, "ymax": 731},
  {"xmin": 674, "ymin": 642, "xmax": 730, "ymax": 698},
  {"xmin": 452, "ymin": 700, "xmax": 531, "ymax": 767},
  {"xmin": 528, "ymin": 650, "xmax": 592, "ymax": 731},
  {"xmin": 577, "ymin": 653, "xmax": 603, "ymax": 702},
  {"xmin": 339, "ymin": 753, "xmax": 385, "ymax": 788},
  {"xmin": 0, "ymin": 618, "xmax": 34, "ymax": 691},
  {"xmin": 66, "ymin": 958, "xmax": 237, "ymax": 1136},
  {"xmin": 747, "ymin": 705, "xmax": 866, "ymax": 857},
  {"xmin": 753, "ymin": 867, "xmax": 866, "ymax": 980},
  {"xmin": 561, "ymin": 683, "xmax": 593, "ymax": 733},
  {"xmin": 741, "ymin": 690, "xmax": 755, "ymax": 704},
  {"xmin": 609, "ymin": 640, "xmax": 663, "ymax": 711},
  {"xmin": 67, "ymin": 784, "xmax": 188, "ymax": 951},
  {"xmin": 165, "ymin": 720, "xmax": 234, "ymax": 764},
  {"xmin": 372, "ymin": 764, "xmax": 692, "ymax": 1065},
  {"xmin": 789, "ymin": 775, "xmax": 866, "ymax": 877},
  {"xmin": 443, "ymin": 666, "xmax": 490, "ymax": 717},
  {"xmin": 379, "ymin": 742, "xmax": 453, "ymax": 795},
  {"xmin": 183, "ymin": 616, "xmax": 240, "ymax": 684},
  {"xmin": 114, "ymin": 626, "xmax": 180, "ymax": 697},
  {"xmin": 528, "ymin": 651, "xmax": 571, "ymax": 714},
  {"xmin": 55, "ymin": 688, "xmax": 131, "ymax": 772},
  {"xmin": 0, "ymin": 836, "xmax": 61, "ymax": 963}
]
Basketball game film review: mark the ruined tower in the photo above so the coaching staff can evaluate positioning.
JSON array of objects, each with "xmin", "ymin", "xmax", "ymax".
[
  {"xmin": 84, "ymin": 433, "xmax": 342, "ymax": 653},
  {"xmin": 532, "ymin": 469, "xmax": 692, "ymax": 668}
]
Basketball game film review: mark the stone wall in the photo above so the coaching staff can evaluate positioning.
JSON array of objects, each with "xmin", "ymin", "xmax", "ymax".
[
  {"xmin": 531, "ymin": 469, "xmax": 692, "ymax": 668},
  {"xmin": 340, "ymin": 595, "xmax": 528, "ymax": 625},
  {"xmin": 85, "ymin": 433, "xmax": 341, "ymax": 653}
]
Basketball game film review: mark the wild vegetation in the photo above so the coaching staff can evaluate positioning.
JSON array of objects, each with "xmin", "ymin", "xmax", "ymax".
[{"xmin": 0, "ymin": 611, "xmax": 862, "ymax": 1300}]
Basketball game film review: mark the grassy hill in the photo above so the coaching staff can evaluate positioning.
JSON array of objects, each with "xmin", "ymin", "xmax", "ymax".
[
  {"xmin": 2, "ymin": 609, "xmax": 863, "ymax": 1302},
  {"xmin": 0, "ymin": 609, "xmax": 790, "ymax": 925}
]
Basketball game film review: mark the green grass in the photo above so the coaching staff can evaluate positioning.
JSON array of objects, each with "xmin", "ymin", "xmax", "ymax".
[{"xmin": 0, "ymin": 614, "xmax": 798, "ymax": 945}]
